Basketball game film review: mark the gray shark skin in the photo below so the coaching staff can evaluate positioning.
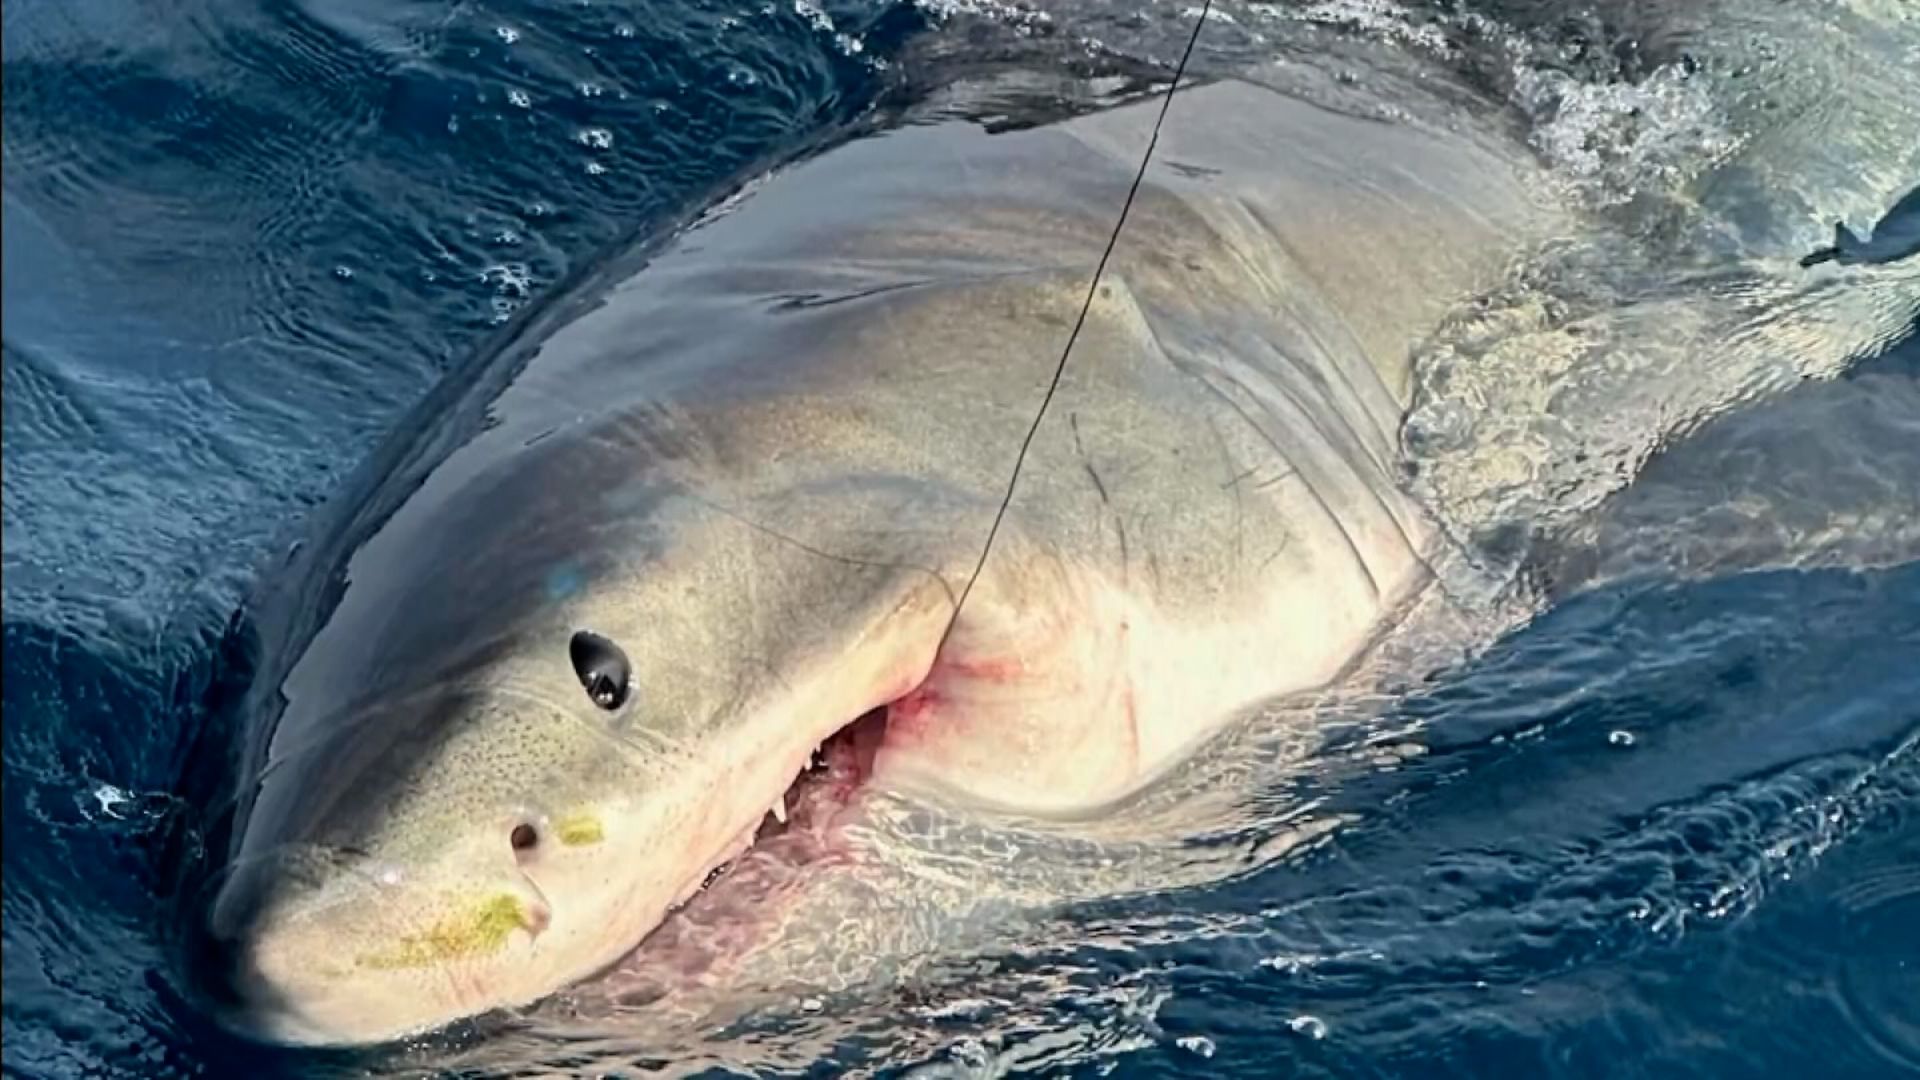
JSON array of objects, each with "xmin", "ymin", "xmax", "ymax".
[
  {"xmin": 1800, "ymin": 185, "xmax": 1920, "ymax": 267},
  {"xmin": 197, "ymin": 69, "xmax": 1568, "ymax": 1045}
]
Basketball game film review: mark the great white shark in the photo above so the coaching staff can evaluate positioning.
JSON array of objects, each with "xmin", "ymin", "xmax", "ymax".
[{"xmin": 198, "ymin": 59, "xmax": 1603, "ymax": 1044}]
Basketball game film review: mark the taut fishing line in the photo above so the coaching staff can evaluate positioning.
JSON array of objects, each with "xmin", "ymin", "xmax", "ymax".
[{"xmin": 938, "ymin": 0, "xmax": 1214, "ymax": 644}]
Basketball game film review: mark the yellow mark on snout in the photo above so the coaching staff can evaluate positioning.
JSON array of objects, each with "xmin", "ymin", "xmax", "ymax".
[
  {"xmin": 355, "ymin": 893, "xmax": 533, "ymax": 970},
  {"xmin": 555, "ymin": 811, "xmax": 604, "ymax": 847}
]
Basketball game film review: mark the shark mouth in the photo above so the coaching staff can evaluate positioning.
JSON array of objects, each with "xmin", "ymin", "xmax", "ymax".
[
  {"xmin": 592, "ymin": 708, "xmax": 895, "ymax": 1002},
  {"xmin": 742, "ymin": 706, "xmax": 890, "ymax": 859}
]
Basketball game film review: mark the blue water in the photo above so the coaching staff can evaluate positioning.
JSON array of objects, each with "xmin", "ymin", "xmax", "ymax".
[{"xmin": 4, "ymin": 0, "xmax": 1917, "ymax": 1075}]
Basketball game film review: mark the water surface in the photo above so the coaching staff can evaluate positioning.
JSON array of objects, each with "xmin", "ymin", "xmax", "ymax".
[{"xmin": 4, "ymin": 0, "xmax": 1916, "ymax": 1075}]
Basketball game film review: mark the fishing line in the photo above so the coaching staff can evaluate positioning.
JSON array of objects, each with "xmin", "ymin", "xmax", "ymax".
[{"xmin": 938, "ymin": 0, "xmax": 1213, "ymax": 645}]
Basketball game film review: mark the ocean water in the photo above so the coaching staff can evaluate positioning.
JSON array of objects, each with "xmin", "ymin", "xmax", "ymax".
[{"xmin": 3, "ymin": 0, "xmax": 1917, "ymax": 1076}]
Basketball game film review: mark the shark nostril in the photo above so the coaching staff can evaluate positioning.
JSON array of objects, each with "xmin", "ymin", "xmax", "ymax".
[
  {"xmin": 522, "ymin": 900, "xmax": 551, "ymax": 937},
  {"xmin": 510, "ymin": 823, "xmax": 539, "ymax": 854}
]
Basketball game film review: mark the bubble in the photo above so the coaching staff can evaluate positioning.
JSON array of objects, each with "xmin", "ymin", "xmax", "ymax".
[
  {"xmin": 80, "ymin": 783, "xmax": 180, "ymax": 826},
  {"xmin": 949, "ymin": 1037, "xmax": 990, "ymax": 1065},
  {"xmin": 91, "ymin": 784, "xmax": 130, "ymax": 820},
  {"xmin": 1511, "ymin": 62, "xmax": 1739, "ymax": 205},
  {"xmin": 1287, "ymin": 1015, "xmax": 1328, "ymax": 1039},
  {"xmin": 1610, "ymin": 729, "xmax": 1637, "ymax": 747},
  {"xmin": 481, "ymin": 262, "xmax": 532, "ymax": 298},
  {"xmin": 793, "ymin": 0, "xmax": 834, "ymax": 33},
  {"xmin": 1176, "ymin": 1035, "xmax": 1216, "ymax": 1057}
]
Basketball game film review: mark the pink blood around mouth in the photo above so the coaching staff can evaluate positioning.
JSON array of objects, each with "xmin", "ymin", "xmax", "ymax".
[
  {"xmin": 612, "ymin": 708, "xmax": 891, "ymax": 993},
  {"xmin": 885, "ymin": 686, "xmax": 941, "ymax": 731},
  {"xmin": 619, "ymin": 645, "xmax": 1044, "ymax": 986},
  {"xmin": 679, "ymin": 707, "xmax": 889, "ymax": 898},
  {"xmin": 784, "ymin": 706, "xmax": 888, "ymax": 819},
  {"xmin": 879, "ymin": 644, "xmax": 1037, "ymax": 742}
]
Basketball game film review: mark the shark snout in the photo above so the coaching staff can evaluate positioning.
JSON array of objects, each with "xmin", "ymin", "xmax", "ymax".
[{"xmin": 202, "ymin": 842, "xmax": 557, "ymax": 1045}]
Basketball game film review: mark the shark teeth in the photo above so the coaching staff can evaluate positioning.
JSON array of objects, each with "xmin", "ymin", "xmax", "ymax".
[{"xmin": 763, "ymin": 738, "xmax": 832, "ymax": 833}]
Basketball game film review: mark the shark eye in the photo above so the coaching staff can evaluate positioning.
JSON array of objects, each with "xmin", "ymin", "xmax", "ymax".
[{"xmin": 568, "ymin": 630, "xmax": 631, "ymax": 711}]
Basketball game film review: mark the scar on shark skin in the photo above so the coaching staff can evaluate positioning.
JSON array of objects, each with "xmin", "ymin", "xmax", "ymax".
[
  {"xmin": 556, "ymin": 812, "xmax": 605, "ymax": 846},
  {"xmin": 355, "ymin": 893, "xmax": 541, "ymax": 971}
]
